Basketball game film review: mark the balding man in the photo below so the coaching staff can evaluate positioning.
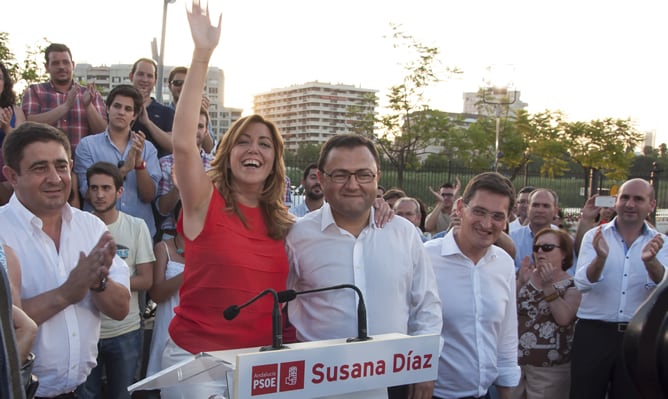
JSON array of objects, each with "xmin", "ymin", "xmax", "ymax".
[
  {"xmin": 510, "ymin": 188, "xmax": 561, "ymax": 270},
  {"xmin": 571, "ymin": 178, "xmax": 667, "ymax": 399}
]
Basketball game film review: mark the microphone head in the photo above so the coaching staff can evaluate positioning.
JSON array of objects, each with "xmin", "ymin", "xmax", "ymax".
[
  {"xmin": 223, "ymin": 305, "xmax": 240, "ymax": 320},
  {"xmin": 277, "ymin": 289, "xmax": 297, "ymax": 303}
]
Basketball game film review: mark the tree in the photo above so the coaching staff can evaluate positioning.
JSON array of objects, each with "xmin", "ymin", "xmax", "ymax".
[
  {"xmin": 369, "ymin": 24, "xmax": 461, "ymax": 188},
  {"xmin": 0, "ymin": 32, "xmax": 49, "ymax": 93},
  {"xmin": 562, "ymin": 118, "xmax": 643, "ymax": 199}
]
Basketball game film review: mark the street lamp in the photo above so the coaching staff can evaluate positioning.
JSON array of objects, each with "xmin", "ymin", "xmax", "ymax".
[
  {"xmin": 155, "ymin": 0, "xmax": 177, "ymax": 103},
  {"xmin": 481, "ymin": 65, "xmax": 517, "ymax": 172}
]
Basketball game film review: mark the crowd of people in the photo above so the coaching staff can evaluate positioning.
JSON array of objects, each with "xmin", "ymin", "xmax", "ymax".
[{"xmin": 1, "ymin": 2, "xmax": 666, "ymax": 399}]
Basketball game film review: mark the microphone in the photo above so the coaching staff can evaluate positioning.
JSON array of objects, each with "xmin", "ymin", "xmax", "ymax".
[
  {"xmin": 278, "ymin": 284, "xmax": 371, "ymax": 342},
  {"xmin": 223, "ymin": 288, "xmax": 288, "ymax": 351}
]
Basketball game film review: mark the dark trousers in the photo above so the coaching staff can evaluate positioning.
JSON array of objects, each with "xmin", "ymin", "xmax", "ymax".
[
  {"xmin": 570, "ymin": 319, "xmax": 640, "ymax": 399},
  {"xmin": 388, "ymin": 384, "xmax": 409, "ymax": 399}
]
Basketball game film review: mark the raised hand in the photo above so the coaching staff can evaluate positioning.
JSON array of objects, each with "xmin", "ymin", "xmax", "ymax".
[
  {"xmin": 187, "ymin": 0, "xmax": 222, "ymax": 52},
  {"xmin": 65, "ymin": 85, "xmax": 78, "ymax": 109},
  {"xmin": 517, "ymin": 256, "xmax": 533, "ymax": 287},
  {"xmin": 592, "ymin": 227, "xmax": 609, "ymax": 259},
  {"xmin": 82, "ymin": 83, "xmax": 97, "ymax": 107},
  {"xmin": 537, "ymin": 260, "xmax": 557, "ymax": 289},
  {"xmin": 62, "ymin": 232, "xmax": 117, "ymax": 303},
  {"xmin": 0, "ymin": 107, "xmax": 12, "ymax": 130},
  {"xmin": 581, "ymin": 195, "xmax": 601, "ymax": 222},
  {"xmin": 131, "ymin": 130, "xmax": 147, "ymax": 164},
  {"xmin": 641, "ymin": 233, "xmax": 664, "ymax": 263}
]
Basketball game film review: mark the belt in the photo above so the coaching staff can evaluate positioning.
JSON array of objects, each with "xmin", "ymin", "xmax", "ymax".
[
  {"xmin": 433, "ymin": 395, "xmax": 487, "ymax": 399},
  {"xmin": 579, "ymin": 318, "xmax": 629, "ymax": 333},
  {"xmin": 36, "ymin": 394, "xmax": 77, "ymax": 399}
]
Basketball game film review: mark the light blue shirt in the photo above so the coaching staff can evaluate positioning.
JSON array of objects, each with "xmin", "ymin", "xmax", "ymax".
[
  {"xmin": 510, "ymin": 224, "xmax": 575, "ymax": 274},
  {"xmin": 74, "ymin": 129, "xmax": 161, "ymax": 237},
  {"xmin": 575, "ymin": 218, "xmax": 668, "ymax": 322}
]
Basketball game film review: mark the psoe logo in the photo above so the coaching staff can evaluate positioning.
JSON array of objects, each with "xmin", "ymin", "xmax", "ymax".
[
  {"xmin": 251, "ymin": 364, "xmax": 278, "ymax": 395},
  {"xmin": 251, "ymin": 361, "xmax": 305, "ymax": 395},
  {"xmin": 279, "ymin": 361, "xmax": 305, "ymax": 392}
]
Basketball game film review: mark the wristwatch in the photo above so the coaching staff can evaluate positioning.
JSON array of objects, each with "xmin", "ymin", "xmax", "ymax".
[
  {"xmin": 135, "ymin": 160, "xmax": 147, "ymax": 170},
  {"xmin": 90, "ymin": 277, "xmax": 107, "ymax": 292}
]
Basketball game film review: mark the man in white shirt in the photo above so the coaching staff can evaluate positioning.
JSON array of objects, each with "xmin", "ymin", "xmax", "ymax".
[
  {"xmin": 424, "ymin": 172, "xmax": 520, "ymax": 399},
  {"xmin": 286, "ymin": 134, "xmax": 442, "ymax": 399},
  {"xmin": 572, "ymin": 178, "xmax": 667, "ymax": 399},
  {"xmin": 0, "ymin": 122, "xmax": 131, "ymax": 398}
]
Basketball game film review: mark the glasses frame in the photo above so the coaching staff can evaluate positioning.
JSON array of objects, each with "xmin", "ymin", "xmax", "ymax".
[
  {"xmin": 170, "ymin": 79, "xmax": 184, "ymax": 87},
  {"xmin": 464, "ymin": 203, "xmax": 507, "ymax": 223},
  {"xmin": 322, "ymin": 169, "xmax": 377, "ymax": 184}
]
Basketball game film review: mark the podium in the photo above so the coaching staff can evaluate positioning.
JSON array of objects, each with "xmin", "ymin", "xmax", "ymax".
[{"xmin": 129, "ymin": 333, "xmax": 439, "ymax": 398}]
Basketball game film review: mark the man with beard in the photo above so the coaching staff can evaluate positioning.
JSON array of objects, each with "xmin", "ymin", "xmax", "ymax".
[
  {"xmin": 155, "ymin": 107, "xmax": 214, "ymax": 238},
  {"xmin": 0, "ymin": 122, "xmax": 130, "ymax": 397},
  {"xmin": 21, "ymin": 43, "xmax": 107, "ymax": 151},
  {"xmin": 286, "ymin": 134, "xmax": 442, "ymax": 399},
  {"xmin": 288, "ymin": 163, "xmax": 324, "ymax": 217},
  {"xmin": 425, "ymin": 180, "xmax": 460, "ymax": 235},
  {"xmin": 508, "ymin": 186, "xmax": 535, "ymax": 233},
  {"xmin": 129, "ymin": 58, "xmax": 175, "ymax": 157},
  {"xmin": 81, "ymin": 162, "xmax": 154, "ymax": 399},
  {"xmin": 74, "ymin": 85, "xmax": 161, "ymax": 238},
  {"xmin": 571, "ymin": 178, "xmax": 667, "ymax": 399}
]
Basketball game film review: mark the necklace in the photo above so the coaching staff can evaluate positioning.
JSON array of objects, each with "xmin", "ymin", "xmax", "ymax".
[{"xmin": 174, "ymin": 237, "xmax": 185, "ymax": 256}]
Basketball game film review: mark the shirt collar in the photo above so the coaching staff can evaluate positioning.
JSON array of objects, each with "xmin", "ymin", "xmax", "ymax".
[
  {"xmin": 440, "ymin": 229, "xmax": 496, "ymax": 264},
  {"xmin": 8, "ymin": 193, "xmax": 72, "ymax": 230},
  {"xmin": 608, "ymin": 216, "xmax": 653, "ymax": 236},
  {"xmin": 319, "ymin": 202, "xmax": 376, "ymax": 232}
]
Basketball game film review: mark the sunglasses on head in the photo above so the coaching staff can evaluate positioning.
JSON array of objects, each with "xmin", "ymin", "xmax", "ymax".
[
  {"xmin": 533, "ymin": 244, "xmax": 560, "ymax": 253},
  {"xmin": 170, "ymin": 79, "xmax": 184, "ymax": 87}
]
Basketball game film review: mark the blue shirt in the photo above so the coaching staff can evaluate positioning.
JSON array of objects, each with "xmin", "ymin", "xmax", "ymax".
[
  {"xmin": 575, "ymin": 218, "xmax": 668, "ymax": 322},
  {"xmin": 74, "ymin": 129, "xmax": 161, "ymax": 237}
]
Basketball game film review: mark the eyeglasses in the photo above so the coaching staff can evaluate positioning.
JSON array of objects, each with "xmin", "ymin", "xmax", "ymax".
[
  {"xmin": 441, "ymin": 193, "xmax": 454, "ymax": 198},
  {"xmin": 170, "ymin": 79, "xmax": 184, "ymax": 87},
  {"xmin": 533, "ymin": 244, "xmax": 561, "ymax": 253},
  {"xmin": 464, "ymin": 204, "xmax": 507, "ymax": 222},
  {"xmin": 322, "ymin": 169, "xmax": 376, "ymax": 184}
]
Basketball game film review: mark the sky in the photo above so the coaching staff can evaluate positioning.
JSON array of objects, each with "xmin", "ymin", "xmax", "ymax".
[{"xmin": 5, "ymin": 0, "xmax": 667, "ymax": 144}]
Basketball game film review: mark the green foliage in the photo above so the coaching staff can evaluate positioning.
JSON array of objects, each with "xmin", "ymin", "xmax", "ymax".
[
  {"xmin": 369, "ymin": 24, "xmax": 462, "ymax": 187},
  {"xmin": 0, "ymin": 32, "xmax": 50, "ymax": 96}
]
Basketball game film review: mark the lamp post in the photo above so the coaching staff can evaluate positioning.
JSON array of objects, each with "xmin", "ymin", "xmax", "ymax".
[
  {"xmin": 481, "ymin": 65, "xmax": 517, "ymax": 172},
  {"xmin": 155, "ymin": 0, "xmax": 176, "ymax": 104}
]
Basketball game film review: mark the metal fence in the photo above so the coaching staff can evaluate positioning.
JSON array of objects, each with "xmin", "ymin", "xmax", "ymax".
[{"xmin": 285, "ymin": 160, "xmax": 668, "ymax": 210}]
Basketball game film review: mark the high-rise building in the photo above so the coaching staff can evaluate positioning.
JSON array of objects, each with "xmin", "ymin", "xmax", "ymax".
[
  {"xmin": 253, "ymin": 81, "xmax": 376, "ymax": 152},
  {"xmin": 74, "ymin": 63, "xmax": 233, "ymax": 138}
]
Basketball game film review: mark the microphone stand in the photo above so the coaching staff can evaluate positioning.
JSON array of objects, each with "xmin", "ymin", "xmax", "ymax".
[
  {"xmin": 278, "ymin": 284, "xmax": 371, "ymax": 342},
  {"xmin": 223, "ymin": 288, "xmax": 288, "ymax": 351}
]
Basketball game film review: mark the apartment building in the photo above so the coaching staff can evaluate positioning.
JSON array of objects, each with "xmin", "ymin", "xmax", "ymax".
[
  {"xmin": 253, "ymin": 81, "xmax": 376, "ymax": 152},
  {"xmin": 74, "ymin": 63, "xmax": 236, "ymax": 138}
]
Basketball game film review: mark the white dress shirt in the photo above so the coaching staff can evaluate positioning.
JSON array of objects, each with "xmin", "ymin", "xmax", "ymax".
[
  {"xmin": 424, "ymin": 231, "xmax": 520, "ymax": 399},
  {"xmin": 0, "ymin": 195, "xmax": 130, "ymax": 397},
  {"xmin": 575, "ymin": 218, "xmax": 667, "ymax": 322},
  {"xmin": 286, "ymin": 202, "xmax": 442, "ymax": 341}
]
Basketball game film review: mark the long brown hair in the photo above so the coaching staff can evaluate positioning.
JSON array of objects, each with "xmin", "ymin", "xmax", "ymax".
[{"xmin": 208, "ymin": 114, "xmax": 293, "ymax": 240}]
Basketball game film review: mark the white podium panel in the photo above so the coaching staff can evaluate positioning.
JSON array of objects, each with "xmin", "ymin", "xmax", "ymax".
[{"xmin": 129, "ymin": 333, "xmax": 439, "ymax": 399}]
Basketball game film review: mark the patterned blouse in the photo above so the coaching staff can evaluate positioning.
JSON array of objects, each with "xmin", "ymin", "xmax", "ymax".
[{"xmin": 517, "ymin": 278, "xmax": 576, "ymax": 367}]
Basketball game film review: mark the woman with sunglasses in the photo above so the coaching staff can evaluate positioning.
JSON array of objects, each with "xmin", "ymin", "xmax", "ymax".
[{"xmin": 511, "ymin": 228, "xmax": 582, "ymax": 399}]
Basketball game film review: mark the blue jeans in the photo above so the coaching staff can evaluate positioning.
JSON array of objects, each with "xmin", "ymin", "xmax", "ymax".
[{"xmin": 81, "ymin": 328, "xmax": 142, "ymax": 399}]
